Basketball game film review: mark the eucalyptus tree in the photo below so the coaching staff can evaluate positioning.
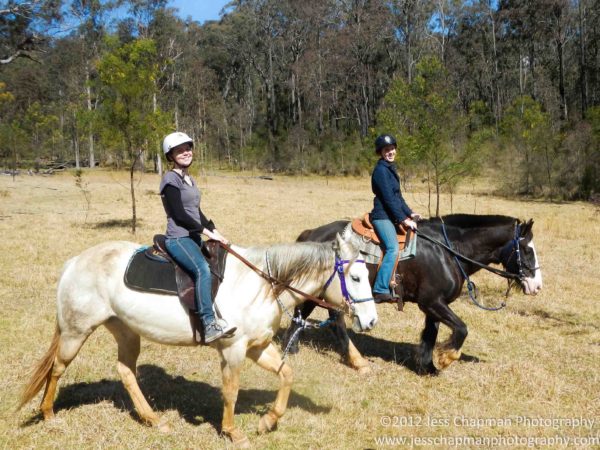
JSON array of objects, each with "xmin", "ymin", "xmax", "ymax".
[
  {"xmin": 389, "ymin": 0, "xmax": 433, "ymax": 84},
  {"xmin": 378, "ymin": 56, "xmax": 476, "ymax": 216},
  {"xmin": 499, "ymin": 95, "xmax": 554, "ymax": 196},
  {"xmin": 333, "ymin": 0, "xmax": 395, "ymax": 137},
  {"xmin": 96, "ymin": 37, "xmax": 171, "ymax": 232},
  {"xmin": 0, "ymin": 0, "xmax": 62, "ymax": 65},
  {"xmin": 67, "ymin": 0, "xmax": 115, "ymax": 168},
  {"xmin": 231, "ymin": 0, "xmax": 287, "ymax": 168}
]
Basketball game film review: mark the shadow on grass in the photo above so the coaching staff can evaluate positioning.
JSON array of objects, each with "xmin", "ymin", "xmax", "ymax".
[
  {"xmin": 275, "ymin": 324, "xmax": 482, "ymax": 374},
  {"xmin": 85, "ymin": 218, "xmax": 141, "ymax": 229},
  {"xmin": 20, "ymin": 364, "xmax": 331, "ymax": 432}
]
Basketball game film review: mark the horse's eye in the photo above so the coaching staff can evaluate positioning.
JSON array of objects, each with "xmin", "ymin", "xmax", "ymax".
[{"xmin": 351, "ymin": 275, "xmax": 360, "ymax": 282}]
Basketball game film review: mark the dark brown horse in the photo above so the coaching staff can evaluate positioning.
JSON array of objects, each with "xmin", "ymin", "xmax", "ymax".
[{"xmin": 284, "ymin": 214, "xmax": 543, "ymax": 375}]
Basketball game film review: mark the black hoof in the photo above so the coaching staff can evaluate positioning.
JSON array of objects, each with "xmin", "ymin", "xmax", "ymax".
[{"xmin": 416, "ymin": 363, "xmax": 439, "ymax": 376}]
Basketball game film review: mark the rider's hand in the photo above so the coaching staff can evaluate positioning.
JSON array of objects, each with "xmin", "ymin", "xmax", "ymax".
[
  {"xmin": 411, "ymin": 213, "xmax": 422, "ymax": 221},
  {"xmin": 403, "ymin": 218, "xmax": 418, "ymax": 230},
  {"xmin": 206, "ymin": 229, "xmax": 230, "ymax": 245}
]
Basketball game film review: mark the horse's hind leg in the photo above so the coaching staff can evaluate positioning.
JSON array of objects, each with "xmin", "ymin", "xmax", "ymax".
[
  {"xmin": 247, "ymin": 343, "xmax": 293, "ymax": 435},
  {"xmin": 40, "ymin": 329, "xmax": 93, "ymax": 420},
  {"xmin": 104, "ymin": 318, "xmax": 169, "ymax": 432}
]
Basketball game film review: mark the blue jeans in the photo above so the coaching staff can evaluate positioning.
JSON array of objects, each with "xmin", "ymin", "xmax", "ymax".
[
  {"xmin": 165, "ymin": 236, "xmax": 214, "ymax": 325},
  {"xmin": 372, "ymin": 219, "xmax": 399, "ymax": 294}
]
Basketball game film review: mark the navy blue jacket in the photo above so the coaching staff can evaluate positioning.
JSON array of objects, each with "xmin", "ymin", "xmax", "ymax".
[{"xmin": 370, "ymin": 159, "xmax": 413, "ymax": 224}]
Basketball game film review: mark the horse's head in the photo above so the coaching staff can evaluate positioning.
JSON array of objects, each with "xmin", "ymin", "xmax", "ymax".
[
  {"xmin": 501, "ymin": 219, "xmax": 543, "ymax": 295},
  {"xmin": 326, "ymin": 233, "xmax": 378, "ymax": 332}
]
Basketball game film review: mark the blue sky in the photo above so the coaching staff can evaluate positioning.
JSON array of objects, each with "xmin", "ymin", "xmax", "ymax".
[{"xmin": 168, "ymin": 0, "xmax": 231, "ymax": 23}]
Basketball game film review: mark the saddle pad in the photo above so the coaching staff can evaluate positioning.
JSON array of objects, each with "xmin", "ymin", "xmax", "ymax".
[{"xmin": 124, "ymin": 248, "xmax": 178, "ymax": 295}]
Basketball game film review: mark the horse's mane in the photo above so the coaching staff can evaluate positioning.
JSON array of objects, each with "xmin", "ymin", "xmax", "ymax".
[
  {"xmin": 243, "ymin": 241, "xmax": 338, "ymax": 296},
  {"xmin": 423, "ymin": 214, "xmax": 516, "ymax": 228}
]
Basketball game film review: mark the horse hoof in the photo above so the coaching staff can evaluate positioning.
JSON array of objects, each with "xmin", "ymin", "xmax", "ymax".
[
  {"xmin": 357, "ymin": 364, "xmax": 371, "ymax": 375},
  {"xmin": 42, "ymin": 410, "xmax": 55, "ymax": 421},
  {"xmin": 436, "ymin": 349, "xmax": 461, "ymax": 370},
  {"xmin": 155, "ymin": 418, "xmax": 171, "ymax": 433},
  {"xmin": 257, "ymin": 413, "xmax": 278, "ymax": 434},
  {"xmin": 416, "ymin": 363, "xmax": 439, "ymax": 376},
  {"xmin": 224, "ymin": 428, "xmax": 250, "ymax": 448}
]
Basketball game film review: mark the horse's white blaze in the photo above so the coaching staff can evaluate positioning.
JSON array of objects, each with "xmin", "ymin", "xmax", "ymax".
[{"xmin": 522, "ymin": 241, "xmax": 543, "ymax": 295}]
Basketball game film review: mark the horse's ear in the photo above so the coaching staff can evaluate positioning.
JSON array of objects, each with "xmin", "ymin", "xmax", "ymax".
[
  {"xmin": 334, "ymin": 232, "xmax": 351, "ymax": 257},
  {"xmin": 332, "ymin": 234, "xmax": 341, "ymax": 253},
  {"xmin": 520, "ymin": 219, "xmax": 534, "ymax": 239}
]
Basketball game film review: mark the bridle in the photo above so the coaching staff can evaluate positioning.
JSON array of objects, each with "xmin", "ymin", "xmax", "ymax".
[
  {"xmin": 321, "ymin": 256, "xmax": 375, "ymax": 308},
  {"xmin": 499, "ymin": 223, "xmax": 540, "ymax": 280},
  {"xmin": 499, "ymin": 223, "xmax": 541, "ymax": 295}
]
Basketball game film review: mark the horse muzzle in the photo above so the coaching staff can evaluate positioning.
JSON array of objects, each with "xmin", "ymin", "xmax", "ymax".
[
  {"xmin": 352, "ymin": 314, "xmax": 378, "ymax": 333},
  {"xmin": 520, "ymin": 276, "xmax": 543, "ymax": 295}
]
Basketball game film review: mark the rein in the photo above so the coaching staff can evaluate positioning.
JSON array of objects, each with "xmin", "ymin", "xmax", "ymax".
[
  {"xmin": 413, "ymin": 228, "xmax": 522, "ymax": 281},
  {"xmin": 219, "ymin": 242, "xmax": 369, "ymax": 312}
]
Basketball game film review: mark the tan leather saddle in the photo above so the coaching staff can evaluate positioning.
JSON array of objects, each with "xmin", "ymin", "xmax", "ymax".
[{"xmin": 351, "ymin": 213, "xmax": 410, "ymax": 249}]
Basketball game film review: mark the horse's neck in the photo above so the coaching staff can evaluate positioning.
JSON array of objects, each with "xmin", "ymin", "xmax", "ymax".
[
  {"xmin": 453, "ymin": 226, "xmax": 513, "ymax": 273},
  {"xmin": 231, "ymin": 245, "xmax": 330, "ymax": 313}
]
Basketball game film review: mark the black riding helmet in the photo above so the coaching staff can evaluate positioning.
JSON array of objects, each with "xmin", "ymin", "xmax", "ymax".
[{"xmin": 375, "ymin": 134, "xmax": 397, "ymax": 153}]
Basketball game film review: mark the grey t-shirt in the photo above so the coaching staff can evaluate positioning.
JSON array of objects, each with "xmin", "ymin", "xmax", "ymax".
[{"xmin": 159, "ymin": 171, "xmax": 202, "ymax": 238}]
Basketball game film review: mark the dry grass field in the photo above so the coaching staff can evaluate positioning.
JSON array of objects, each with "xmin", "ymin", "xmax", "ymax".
[{"xmin": 1, "ymin": 169, "xmax": 598, "ymax": 449}]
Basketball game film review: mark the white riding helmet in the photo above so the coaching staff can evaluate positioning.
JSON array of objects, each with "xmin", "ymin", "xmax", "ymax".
[{"xmin": 162, "ymin": 132, "xmax": 193, "ymax": 155}]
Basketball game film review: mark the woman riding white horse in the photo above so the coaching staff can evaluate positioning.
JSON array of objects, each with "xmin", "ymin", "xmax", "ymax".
[{"xmin": 19, "ymin": 233, "xmax": 377, "ymax": 447}]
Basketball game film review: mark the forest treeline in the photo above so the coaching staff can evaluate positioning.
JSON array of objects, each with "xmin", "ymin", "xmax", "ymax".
[{"xmin": 1, "ymin": 0, "xmax": 599, "ymax": 204}]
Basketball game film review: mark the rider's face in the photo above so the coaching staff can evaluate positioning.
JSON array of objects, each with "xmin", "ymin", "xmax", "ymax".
[
  {"xmin": 380, "ymin": 145, "xmax": 396, "ymax": 162},
  {"xmin": 171, "ymin": 143, "xmax": 193, "ymax": 168}
]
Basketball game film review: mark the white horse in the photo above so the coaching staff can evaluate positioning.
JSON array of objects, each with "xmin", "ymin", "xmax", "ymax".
[{"xmin": 19, "ymin": 234, "xmax": 377, "ymax": 447}]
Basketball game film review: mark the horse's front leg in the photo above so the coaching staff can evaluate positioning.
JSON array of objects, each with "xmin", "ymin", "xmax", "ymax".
[
  {"xmin": 247, "ymin": 343, "xmax": 293, "ymax": 434},
  {"xmin": 220, "ymin": 359, "xmax": 249, "ymax": 448},
  {"xmin": 425, "ymin": 300, "xmax": 468, "ymax": 370},
  {"xmin": 416, "ymin": 314, "xmax": 440, "ymax": 375}
]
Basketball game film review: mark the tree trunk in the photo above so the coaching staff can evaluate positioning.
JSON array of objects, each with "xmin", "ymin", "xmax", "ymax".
[
  {"xmin": 488, "ymin": 1, "xmax": 501, "ymax": 131},
  {"xmin": 86, "ymin": 69, "xmax": 95, "ymax": 168},
  {"xmin": 554, "ymin": 4, "xmax": 567, "ymax": 121},
  {"xmin": 129, "ymin": 149, "xmax": 142, "ymax": 234},
  {"xmin": 578, "ymin": 0, "xmax": 587, "ymax": 118}
]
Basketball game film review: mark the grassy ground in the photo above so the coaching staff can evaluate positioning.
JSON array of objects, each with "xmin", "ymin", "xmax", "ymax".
[{"xmin": 0, "ymin": 169, "xmax": 598, "ymax": 449}]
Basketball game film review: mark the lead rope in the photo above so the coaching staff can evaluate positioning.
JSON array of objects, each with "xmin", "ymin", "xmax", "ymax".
[
  {"xmin": 440, "ymin": 222, "xmax": 506, "ymax": 311},
  {"xmin": 265, "ymin": 251, "xmax": 333, "ymax": 363}
]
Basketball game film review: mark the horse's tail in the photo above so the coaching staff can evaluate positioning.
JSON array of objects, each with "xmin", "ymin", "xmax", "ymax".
[{"xmin": 17, "ymin": 323, "xmax": 60, "ymax": 411}]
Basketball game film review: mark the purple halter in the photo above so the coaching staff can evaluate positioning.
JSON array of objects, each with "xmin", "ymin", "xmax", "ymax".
[{"xmin": 323, "ymin": 256, "xmax": 374, "ymax": 305}]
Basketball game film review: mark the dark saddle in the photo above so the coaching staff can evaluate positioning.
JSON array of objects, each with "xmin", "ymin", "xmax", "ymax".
[{"xmin": 124, "ymin": 235, "xmax": 228, "ymax": 341}]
